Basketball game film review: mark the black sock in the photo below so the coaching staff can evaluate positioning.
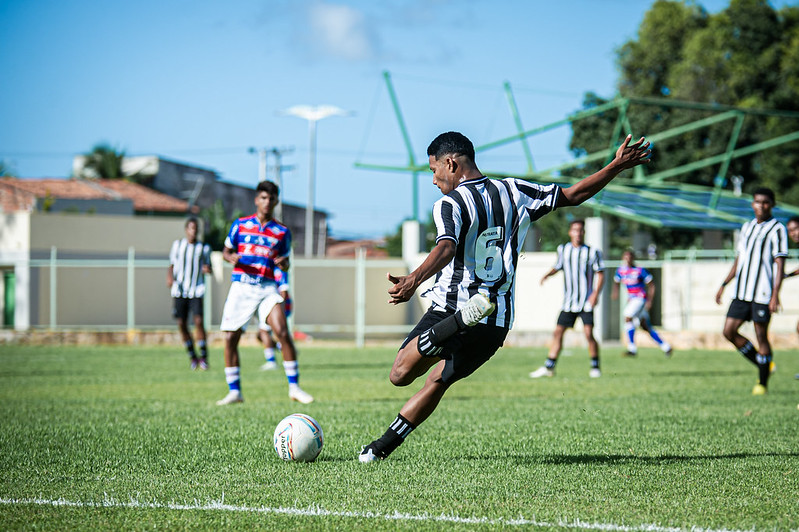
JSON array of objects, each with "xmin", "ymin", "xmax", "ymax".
[
  {"xmin": 756, "ymin": 352, "xmax": 771, "ymax": 386},
  {"xmin": 198, "ymin": 340, "xmax": 208, "ymax": 359},
  {"xmin": 545, "ymin": 358, "xmax": 557, "ymax": 370},
  {"xmin": 590, "ymin": 357, "xmax": 599, "ymax": 369},
  {"xmin": 738, "ymin": 341, "xmax": 757, "ymax": 365},
  {"xmin": 372, "ymin": 413, "xmax": 415, "ymax": 458},
  {"xmin": 417, "ymin": 314, "xmax": 465, "ymax": 357},
  {"xmin": 185, "ymin": 340, "xmax": 197, "ymax": 359}
]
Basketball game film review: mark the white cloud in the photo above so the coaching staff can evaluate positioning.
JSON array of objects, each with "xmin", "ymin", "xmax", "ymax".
[{"xmin": 306, "ymin": 3, "xmax": 379, "ymax": 61}]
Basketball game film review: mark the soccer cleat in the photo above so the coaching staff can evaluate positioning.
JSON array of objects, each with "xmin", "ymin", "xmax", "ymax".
[
  {"xmin": 199, "ymin": 358, "xmax": 208, "ymax": 371},
  {"xmin": 289, "ymin": 387, "xmax": 314, "ymax": 404},
  {"xmin": 260, "ymin": 360, "xmax": 278, "ymax": 371},
  {"xmin": 664, "ymin": 347, "xmax": 673, "ymax": 357},
  {"xmin": 769, "ymin": 361, "xmax": 776, "ymax": 375},
  {"xmin": 589, "ymin": 368, "xmax": 601, "ymax": 378},
  {"xmin": 529, "ymin": 366, "xmax": 554, "ymax": 378},
  {"xmin": 751, "ymin": 383, "xmax": 767, "ymax": 396},
  {"xmin": 459, "ymin": 293, "xmax": 496, "ymax": 327},
  {"xmin": 216, "ymin": 390, "xmax": 244, "ymax": 405},
  {"xmin": 190, "ymin": 358, "xmax": 199, "ymax": 370},
  {"xmin": 622, "ymin": 351, "xmax": 637, "ymax": 357},
  {"xmin": 358, "ymin": 443, "xmax": 386, "ymax": 463}
]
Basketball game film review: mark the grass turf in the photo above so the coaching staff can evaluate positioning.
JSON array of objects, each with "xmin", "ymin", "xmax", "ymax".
[{"xmin": 0, "ymin": 342, "xmax": 797, "ymax": 531}]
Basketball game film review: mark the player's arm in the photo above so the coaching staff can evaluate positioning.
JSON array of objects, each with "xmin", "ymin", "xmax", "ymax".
[
  {"xmin": 715, "ymin": 257, "xmax": 738, "ymax": 305},
  {"xmin": 770, "ymin": 256, "xmax": 785, "ymax": 313},
  {"xmin": 201, "ymin": 246, "xmax": 212, "ymax": 274},
  {"xmin": 558, "ymin": 135, "xmax": 651, "ymax": 207},
  {"xmin": 167, "ymin": 265, "xmax": 174, "ymax": 288},
  {"xmin": 387, "ymin": 239, "xmax": 456, "ymax": 305},
  {"xmin": 588, "ymin": 270, "xmax": 605, "ymax": 307},
  {"xmin": 222, "ymin": 246, "xmax": 240, "ymax": 266},
  {"xmin": 540, "ymin": 267, "xmax": 558, "ymax": 285},
  {"xmin": 275, "ymin": 255, "xmax": 290, "ymax": 271},
  {"xmin": 645, "ymin": 279, "xmax": 656, "ymax": 310}
]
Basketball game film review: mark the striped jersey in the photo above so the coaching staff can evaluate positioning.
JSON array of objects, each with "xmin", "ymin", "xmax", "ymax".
[
  {"xmin": 732, "ymin": 217, "xmax": 788, "ymax": 304},
  {"xmin": 169, "ymin": 238, "xmax": 212, "ymax": 298},
  {"xmin": 614, "ymin": 266, "xmax": 651, "ymax": 300},
  {"xmin": 427, "ymin": 176, "xmax": 561, "ymax": 329},
  {"xmin": 553, "ymin": 243, "xmax": 604, "ymax": 312},
  {"xmin": 224, "ymin": 214, "xmax": 291, "ymax": 286}
]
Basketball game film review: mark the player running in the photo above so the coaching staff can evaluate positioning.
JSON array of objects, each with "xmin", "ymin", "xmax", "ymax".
[{"xmin": 359, "ymin": 131, "xmax": 651, "ymax": 462}]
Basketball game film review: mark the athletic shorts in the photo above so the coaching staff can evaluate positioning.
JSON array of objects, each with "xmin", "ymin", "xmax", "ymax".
[
  {"xmin": 623, "ymin": 297, "xmax": 648, "ymax": 320},
  {"xmin": 220, "ymin": 281, "xmax": 284, "ymax": 332},
  {"xmin": 172, "ymin": 297, "xmax": 203, "ymax": 321},
  {"xmin": 258, "ymin": 297, "xmax": 293, "ymax": 331},
  {"xmin": 557, "ymin": 310, "xmax": 594, "ymax": 328},
  {"xmin": 400, "ymin": 307, "xmax": 508, "ymax": 385},
  {"xmin": 726, "ymin": 298, "xmax": 771, "ymax": 324}
]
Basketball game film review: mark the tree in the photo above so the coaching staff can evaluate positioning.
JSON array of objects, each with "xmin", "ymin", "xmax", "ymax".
[
  {"xmin": 570, "ymin": 0, "xmax": 799, "ymax": 205},
  {"xmin": 76, "ymin": 143, "xmax": 126, "ymax": 179},
  {"xmin": 201, "ymin": 199, "xmax": 243, "ymax": 251},
  {"xmin": 0, "ymin": 160, "xmax": 15, "ymax": 177}
]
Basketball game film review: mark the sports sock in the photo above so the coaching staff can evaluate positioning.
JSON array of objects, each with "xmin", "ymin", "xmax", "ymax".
[
  {"xmin": 755, "ymin": 352, "xmax": 772, "ymax": 386},
  {"xmin": 185, "ymin": 340, "xmax": 197, "ymax": 359},
  {"xmin": 625, "ymin": 323, "xmax": 636, "ymax": 352},
  {"xmin": 283, "ymin": 360, "xmax": 299, "ymax": 387},
  {"xmin": 373, "ymin": 413, "xmax": 415, "ymax": 458},
  {"xmin": 738, "ymin": 341, "xmax": 757, "ymax": 365},
  {"xmin": 590, "ymin": 356, "xmax": 599, "ymax": 369},
  {"xmin": 647, "ymin": 328, "xmax": 666, "ymax": 345},
  {"xmin": 198, "ymin": 340, "xmax": 207, "ymax": 359},
  {"xmin": 224, "ymin": 366, "xmax": 240, "ymax": 392},
  {"xmin": 545, "ymin": 358, "xmax": 557, "ymax": 370},
  {"xmin": 417, "ymin": 313, "xmax": 467, "ymax": 357},
  {"xmin": 264, "ymin": 347, "xmax": 276, "ymax": 363}
]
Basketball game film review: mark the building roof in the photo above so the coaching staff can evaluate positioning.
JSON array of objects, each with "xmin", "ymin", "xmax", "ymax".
[{"xmin": 0, "ymin": 177, "xmax": 194, "ymax": 214}]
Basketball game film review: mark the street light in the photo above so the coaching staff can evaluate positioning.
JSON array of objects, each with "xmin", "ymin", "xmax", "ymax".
[{"xmin": 279, "ymin": 104, "xmax": 352, "ymax": 257}]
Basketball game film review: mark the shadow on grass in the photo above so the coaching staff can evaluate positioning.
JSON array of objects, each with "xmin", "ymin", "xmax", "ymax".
[{"xmin": 514, "ymin": 451, "xmax": 799, "ymax": 465}]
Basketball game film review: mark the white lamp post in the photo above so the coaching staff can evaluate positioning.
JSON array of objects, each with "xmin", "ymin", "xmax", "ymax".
[{"xmin": 280, "ymin": 104, "xmax": 351, "ymax": 257}]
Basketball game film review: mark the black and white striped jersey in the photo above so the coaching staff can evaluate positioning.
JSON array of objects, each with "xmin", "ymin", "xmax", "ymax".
[
  {"xmin": 169, "ymin": 238, "xmax": 212, "ymax": 298},
  {"xmin": 732, "ymin": 217, "xmax": 787, "ymax": 304},
  {"xmin": 426, "ymin": 176, "xmax": 561, "ymax": 329},
  {"xmin": 553, "ymin": 243, "xmax": 604, "ymax": 312}
]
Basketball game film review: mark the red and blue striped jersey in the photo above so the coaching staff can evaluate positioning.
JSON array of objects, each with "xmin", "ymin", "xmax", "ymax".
[
  {"xmin": 224, "ymin": 214, "xmax": 291, "ymax": 286},
  {"xmin": 613, "ymin": 266, "xmax": 651, "ymax": 300}
]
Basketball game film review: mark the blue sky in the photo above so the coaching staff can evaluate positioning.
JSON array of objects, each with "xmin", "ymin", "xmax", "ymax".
[{"xmin": 0, "ymin": 0, "xmax": 787, "ymax": 239}]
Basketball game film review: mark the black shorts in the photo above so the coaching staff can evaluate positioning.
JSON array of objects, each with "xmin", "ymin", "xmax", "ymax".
[
  {"xmin": 726, "ymin": 299, "xmax": 770, "ymax": 324},
  {"xmin": 173, "ymin": 297, "xmax": 204, "ymax": 321},
  {"xmin": 557, "ymin": 311, "xmax": 594, "ymax": 328},
  {"xmin": 400, "ymin": 308, "xmax": 508, "ymax": 385}
]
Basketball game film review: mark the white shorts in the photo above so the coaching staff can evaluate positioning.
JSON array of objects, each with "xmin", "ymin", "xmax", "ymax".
[
  {"xmin": 623, "ymin": 297, "xmax": 649, "ymax": 320},
  {"xmin": 220, "ymin": 282, "xmax": 284, "ymax": 332}
]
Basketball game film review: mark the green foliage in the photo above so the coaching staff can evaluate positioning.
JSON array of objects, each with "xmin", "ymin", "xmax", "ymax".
[
  {"xmin": 78, "ymin": 143, "xmax": 126, "ymax": 179},
  {"xmin": 0, "ymin": 344, "xmax": 797, "ymax": 530},
  {"xmin": 201, "ymin": 199, "xmax": 243, "ymax": 251},
  {"xmin": 0, "ymin": 159, "xmax": 15, "ymax": 177}
]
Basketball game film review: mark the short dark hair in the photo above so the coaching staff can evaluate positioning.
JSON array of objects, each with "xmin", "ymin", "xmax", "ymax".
[
  {"xmin": 256, "ymin": 180, "xmax": 279, "ymax": 196},
  {"xmin": 752, "ymin": 187, "xmax": 775, "ymax": 203},
  {"xmin": 427, "ymin": 131, "xmax": 475, "ymax": 163},
  {"xmin": 569, "ymin": 219, "xmax": 585, "ymax": 229},
  {"xmin": 185, "ymin": 217, "xmax": 198, "ymax": 228},
  {"xmin": 788, "ymin": 215, "xmax": 799, "ymax": 225}
]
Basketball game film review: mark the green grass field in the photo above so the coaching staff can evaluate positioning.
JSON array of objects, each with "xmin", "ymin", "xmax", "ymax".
[{"xmin": 0, "ymin": 342, "xmax": 797, "ymax": 531}]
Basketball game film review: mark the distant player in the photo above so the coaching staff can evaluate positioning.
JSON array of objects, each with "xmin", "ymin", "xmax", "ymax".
[
  {"xmin": 168, "ymin": 217, "xmax": 212, "ymax": 370},
  {"xmin": 783, "ymin": 215, "xmax": 798, "ymax": 379},
  {"xmin": 612, "ymin": 249, "xmax": 672, "ymax": 357},
  {"xmin": 359, "ymin": 131, "xmax": 651, "ymax": 462},
  {"xmin": 258, "ymin": 267, "xmax": 291, "ymax": 371},
  {"xmin": 217, "ymin": 180, "xmax": 313, "ymax": 405},
  {"xmin": 715, "ymin": 188, "xmax": 786, "ymax": 395},
  {"xmin": 530, "ymin": 219, "xmax": 605, "ymax": 378}
]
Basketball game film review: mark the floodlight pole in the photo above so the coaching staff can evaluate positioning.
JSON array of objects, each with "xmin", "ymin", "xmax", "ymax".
[{"xmin": 280, "ymin": 105, "xmax": 352, "ymax": 257}]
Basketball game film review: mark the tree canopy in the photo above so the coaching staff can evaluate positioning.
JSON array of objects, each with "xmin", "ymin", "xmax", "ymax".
[{"xmin": 570, "ymin": 0, "xmax": 799, "ymax": 206}]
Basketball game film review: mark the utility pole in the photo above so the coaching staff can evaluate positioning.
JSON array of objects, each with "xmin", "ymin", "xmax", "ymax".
[{"xmin": 270, "ymin": 147, "xmax": 294, "ymax": 220}]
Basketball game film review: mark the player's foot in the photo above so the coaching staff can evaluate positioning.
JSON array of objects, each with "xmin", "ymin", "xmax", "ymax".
[
  {"xmin": 289, "ymin": 387, "xmax": 314, "ymax": 404},
  {"xmin": 260, "ymin": 360, "xmax": 278, "ymax": 371},
  {"xmin": 664, "ymin": 347, "xmax": 673, "ymax": 357},
  {"xmin": 529, "ymin": 366, "xmax": 554, "ymax": 378},
  {"xmin": 769, "ymin": 361, "xmax": 776, "ymax": 375},
  {"xmin": 216, "ymin": 390, "xmax": 243, "ymax": 405},
  {"xmin": 190, "ymin": 358, "xmax": 199, "ymax": 370},
  {"xmin": 794, "ymin": 373, "xmax": 799, "ymax": 380},
  {"xmin": 359, "ymin": 443, "xmax": 386, "ymax": 463},
  {"xmin": 751, "ymin": 383, "xmax": 767, "ymax": 396},
  {"xmin": 622, "ymin": 351, "xmax": 637, "ymax": 357},
  {"xmin": 199, "ymin": 358, "xmax": 208, "ymax": 371},
  {"xmin": 460, "ymin": 293, "xmax": 496, "ymax": 327},
  {"xmin": 589, "ymin": 368, "xmax": 601, "ymax": 378}
]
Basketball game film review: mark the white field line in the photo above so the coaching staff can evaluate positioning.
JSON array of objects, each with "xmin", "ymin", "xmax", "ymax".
[{"xmin": 0, "ymin": 496, "xmax": 775, "ymax": 532}]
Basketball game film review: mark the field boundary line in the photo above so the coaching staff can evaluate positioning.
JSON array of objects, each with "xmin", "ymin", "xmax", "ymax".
[{"xmin": 0, "ymin": 496, "xmax": 775, "ymax": 532}]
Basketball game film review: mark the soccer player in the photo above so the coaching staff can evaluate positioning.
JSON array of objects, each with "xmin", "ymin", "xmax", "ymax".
[
  {"xmin": 359, "ymin": 131, "xmax": 651, "ymax": 462},
  {"xmin": 530, "ymin": 219, "xmax": 605, "ymax": 378},
  {"xmin": 168, "ymin": 217, "xmax": 212, "ymax": 370},
  {"xmin": 715, "ymin": 188, "xmax": 787, "ymax": 395},
  {"xmin": 258, "ymin": 267, "xmax": 291, "ymax": 371},
  {"xmin": 216, "ymin": 180, "xmax": 313, "ymax": 405},
  {"xmin": 611, "ymin": 249, "xmax": 672, "ymax": 357}
]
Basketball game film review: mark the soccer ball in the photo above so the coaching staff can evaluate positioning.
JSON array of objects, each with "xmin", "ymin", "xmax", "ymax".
[{"xmin": 273, "ymin": 413, "xmax": 324, "ymax": 462}]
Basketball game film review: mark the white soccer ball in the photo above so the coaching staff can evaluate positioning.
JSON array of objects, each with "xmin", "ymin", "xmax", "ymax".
[{"xmin": 273, "ymin": 413, "xmax": 324, "ymax": 462}]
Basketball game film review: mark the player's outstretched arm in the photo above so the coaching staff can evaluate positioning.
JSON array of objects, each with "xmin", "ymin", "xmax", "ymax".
[
  {"xmin": 387, "ymin": 239, "xmax": 456, "ymax": 304},
  {"xmin": 559, "ymin": 134, "xmax": 651, "ymax": 207}
]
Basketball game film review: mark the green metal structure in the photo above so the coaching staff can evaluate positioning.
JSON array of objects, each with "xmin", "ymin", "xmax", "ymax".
[{"xmin": 355, "ymin": 71, "xmax": 799, "ymax": 229}]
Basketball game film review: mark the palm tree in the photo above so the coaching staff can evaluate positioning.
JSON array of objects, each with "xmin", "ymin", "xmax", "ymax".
[{"xmin": 77, "ymin": 143, "xmax": 125, "ymax": 179}]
